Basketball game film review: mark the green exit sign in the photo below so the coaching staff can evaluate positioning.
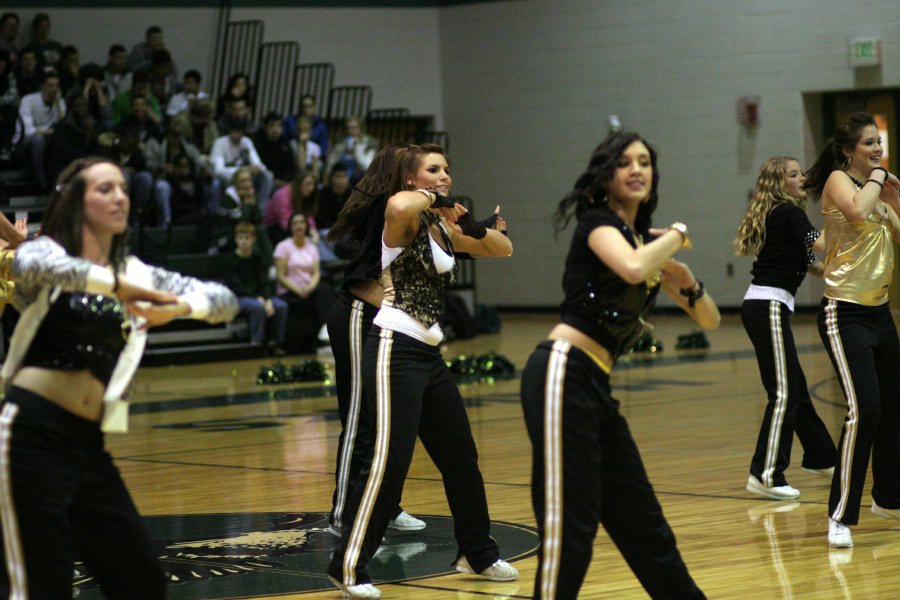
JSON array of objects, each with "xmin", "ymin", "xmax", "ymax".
[{"xmin": 851, "ymin": 38, "xmax": 880, "ymax": 67}]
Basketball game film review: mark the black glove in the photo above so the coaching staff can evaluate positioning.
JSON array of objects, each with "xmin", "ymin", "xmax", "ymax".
[
  {"xmin": 479, "ymin": 212, "xmax": 508, "ymax": 236},
  {"xmin": 430, "ymin": 192, "xmax": 455, "ymax": 209},
  {"xmin": 456, "ymin": 212, "xmax": 487, "ymax": 239}
]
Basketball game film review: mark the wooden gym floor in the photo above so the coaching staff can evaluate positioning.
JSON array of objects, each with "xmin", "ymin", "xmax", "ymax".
[{"xmin": 80, "ymin": 311, "xmax": 900, "ymax": 599}]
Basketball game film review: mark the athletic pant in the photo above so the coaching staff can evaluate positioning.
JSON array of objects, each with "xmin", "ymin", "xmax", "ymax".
[
  {"xmin": 0, "ymin": 387, "xmax": 166, "ymax": 600},
  {"xmin": 326, "ymin": 290, "xmax": 402, "ymax": 529},
  {"xmin": 328, "ymin": 327, "xmax": 500, "ymax": 585},
  {"xmin": 742, "ymin": 299, "xmax": 836, "ymax": 487},
  {"xmin": 520, "ymin": 339, "xmax": 705, "ymax": 600},
  {"xmin": 818, "ymin": 299, "xmax": 900, "ymax": 525}
]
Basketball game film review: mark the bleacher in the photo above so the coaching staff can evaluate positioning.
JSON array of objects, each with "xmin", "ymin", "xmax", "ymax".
[{"xmin": 0, "ymin": 13, "xmax": 478, "ymax": 366}]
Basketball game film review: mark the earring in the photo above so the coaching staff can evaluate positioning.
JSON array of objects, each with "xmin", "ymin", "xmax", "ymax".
[{"xmin": 841, "ymin": 155, "xmax": 850, "ymax": 171}]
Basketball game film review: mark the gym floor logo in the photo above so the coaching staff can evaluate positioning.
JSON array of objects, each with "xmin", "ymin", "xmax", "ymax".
[{"xmin": 72, "ymin": 512, "xmax": 537, "ymax": 599}]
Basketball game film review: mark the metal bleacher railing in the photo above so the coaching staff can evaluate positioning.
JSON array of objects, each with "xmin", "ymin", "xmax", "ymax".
[
  {"xmin": 291, "ymin": 63, "xmax": 335, "ymax": 116},
  {"xmin": 254, "ymin": 41, "xmax": 301, "ymax": 120},
  {"xmin": 214, "ymin": 20, "xmax": 265, "ymax": 101}
]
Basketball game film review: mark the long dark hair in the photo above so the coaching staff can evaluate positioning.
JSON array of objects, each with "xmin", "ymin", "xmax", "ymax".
[
  {"xmin": 388, "ymin": 143, "xmax": 447, "ymax": 196},
  {"xmin": 554, "ymin": 131, "xmax": 659, "ymax": 236},
  {"xmin": 804, "ymin": 112, "xmax": 876, "ymax": 202},
  {"xmin": 327, "ymin": 143, "xmax": 414, "ymax": 243},
  {"xmin": 289, "ymin": 171, "xmax": 318, "ymax": 217},
  {"xmin": 42, "ymin": 157, "xmax": 129, "ymax": 270}
]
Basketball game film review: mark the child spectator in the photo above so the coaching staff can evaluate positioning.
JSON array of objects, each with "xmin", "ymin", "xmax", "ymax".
[{"xmin": 224, "ymin": 222, "xmax": 288, "ymax": 355}]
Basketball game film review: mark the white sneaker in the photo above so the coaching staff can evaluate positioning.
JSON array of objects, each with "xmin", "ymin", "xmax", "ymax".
[
  {"xmin": 455, "ymin": 556, "xmax": 519, "ymax": 581},
  {"xmin": 746, "ymin": 475, "xmax": 800, "ymax": 500},
  {"xmin": 388, "ymin": 511, "xmax": 426, "ymax": 531},
  {"xmin": 328, "ymin": 575, "xmax": 382, "ymax": 599},
  {"xmin": 828, "ymin": 518, "xmax": 853, "ymax": 548},
  {"xmin": 803, "ymin": 466, "xmax": 835, "ymax": 478},
  {"xmin": 871, "ymin": 501, "xmax": 900, "ymax": 521}
]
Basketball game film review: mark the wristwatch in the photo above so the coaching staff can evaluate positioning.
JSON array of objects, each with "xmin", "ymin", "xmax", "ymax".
[{"xmin": 669, "ymin": 222, "xmax": 691, "ymax": 249}]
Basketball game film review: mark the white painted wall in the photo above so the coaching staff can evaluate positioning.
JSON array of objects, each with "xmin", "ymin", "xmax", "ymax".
[{"xmin": 11, "ymin": 2, "xmax": 900, "ymax": 308}]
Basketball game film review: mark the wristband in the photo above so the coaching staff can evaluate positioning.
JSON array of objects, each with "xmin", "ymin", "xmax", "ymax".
[
  {"xmin": 872, "ymin": 166, "xmax": 889, "ymax": 181},
  {"xmin": 867, "ymin": 178, "xmax": 884, "ymax": 189},
  {"xmin": 679, "ymin": 280, "xmax": 705, "ymax": 308},
  {"xmin": 457, "ymin": 212, "xmax": 487, "ymax": 239},
  {"xmin": 668, "ymin": 222, "xmax": 692, "ymax": 249}
]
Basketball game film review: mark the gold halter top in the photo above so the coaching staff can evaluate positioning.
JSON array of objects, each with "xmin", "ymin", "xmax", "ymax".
[{"xmin": 821, "ymin": 199, "xmax": 893, "ymax": 306}]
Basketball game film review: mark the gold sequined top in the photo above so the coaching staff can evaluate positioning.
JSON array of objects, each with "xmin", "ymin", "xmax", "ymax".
[{"xmin": 821, "ymin": 200, "xmax": 893, "ymax": 306}]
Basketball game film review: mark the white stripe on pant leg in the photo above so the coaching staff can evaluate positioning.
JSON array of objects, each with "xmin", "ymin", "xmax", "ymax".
[
  {"xmin": 333, "ymin": 300, "xmax": 365, "ymax": 529},
  {"xmin": 343, "ymin": 330, "xmax": 392, "ymax": 586},
  {"xmin": 823, "ymin": 300, "xmax": 858, "ymax": 522},
  {"xmin": 0, "ymin": 402, "xmax": 27, "ymax": 599},
  {"xmin": 762, "ymin": 301, "xmax": 789, "ymax": 488},
  {"xmin": 540, "ymin": 340, "xmax": 569, "ymax": 600}
]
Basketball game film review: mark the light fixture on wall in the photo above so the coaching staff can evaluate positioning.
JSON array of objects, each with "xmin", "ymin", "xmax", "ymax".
[{"xmin": 737, "ymin": 96, "xmax": 760, "ymax": 128}]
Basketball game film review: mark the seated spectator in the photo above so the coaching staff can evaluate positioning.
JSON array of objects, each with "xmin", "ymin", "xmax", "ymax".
[
  {"xmin": 252, "ymin": 112, "xmax": 296, "ymax": 188},
  {"xmin": 166, "ymin": 69, "xmax": 208, "ymax": 118},
  {"xmin": 0, "ymin": 50, "xmax": 16, "ymax": 160},
  {"xmin": 0, "ymin": 13, "xmax": 19, "ymax": 64},
  {"xmin": 44, "ymin": 90, "xmax": 99, "ymax": 184},
  {"xmin": 315, "ymin": 163, "xmax": 351, "ymax": 231},
  {"xmin": 15, "ymin": 69, "xmax": 65, "ymax": 189},
  {"xmin": 110, "ymin": 68, "xmax": 162, "ymax": 126},
  {"xmin": 177, "ymin": 97, "xmax": 218, "ymax": 156},
  {"xmin": 13, "ymin": 48, "xmax": 40, "ymax": 98},
  {"xmin": 216, "ymin": 72, "xmax": 253, "ymax": 123},
  {"xmin": 58, "ymin": 45, "xmax": 80, "ymax": 97},
  {"xmin": 224, "ymin": 222, "xmax": 287, "ymax": 354},
  {"xmin": 283, "ymin": 93, "xmax": 328, "ymax": 158},
  {"xmin": 146, "ymin": 48, "xmax": 178, "ymax": 109},
  {"xmin": 102, "ymin": 44, "xmax": 131, "ymax": 101},
  {"xmin": 146, "ymin": 116, "xmax": 212, "ymax": 226},
  {"xmin": 211, "ymin": 117, "xmax": 273, "ymax": 208},
  {"xmin": 216, "ymin": 96, "xmax": 251, "ymax": 135},
  {"xmin": 128, "ymin": 26, "xmax": 168, "ymax": 73},
  {"xmin": 21, "ymin": 13, "xmax": 63, "ymax": 72},
  {"xmin": 115, "ymin": 94, "xmax": 162, "ymax": 145},
  {"xmin": 324, "ymin": 116, "xmax": 377, "ymax": 184},
  {"xmin": 76, "ymin": 62, "xmax": 110, "ymax": 130},
  {"xmin": 219, "ymin": 167, "xmax": 271, "ymax": 255},
  {"xmin": 274, "ymin": 212, "xmax": 334, "ymax": 352},
  {"xmin": 102, "ymin": 126, "xmax": 155, "ymax": 227},
  {"xmin": 290, "ymin": 116, "xmax": 321, "ymax": 179},
  {"xmin": 264, "ymin": 171, "xmax": 319, "ymax": 246}
]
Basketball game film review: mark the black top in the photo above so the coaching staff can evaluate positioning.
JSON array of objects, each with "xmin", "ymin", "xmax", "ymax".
[
  {"xmin": 340, "ymin": 193, "xmax": 388, "ymax": 293},
  {"xmin": 750, "ymin": 202, "xmax": 817, "ymax": 296},
  {"xmin": 560, "ymin": 206, "xmax": 660, "ymax": 360},
  {"xmin": 22, "ymin": 292, "xmax": 127, "ymax": 385},
  {"xmin": 223, "ymin": 251, "xmax": 274, "ymax": 298}
]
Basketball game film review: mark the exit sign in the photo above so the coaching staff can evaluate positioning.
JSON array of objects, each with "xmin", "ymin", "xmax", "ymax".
[{"xmin": 851, "ymin": 37, "xmax": 880, "ymax": 67}]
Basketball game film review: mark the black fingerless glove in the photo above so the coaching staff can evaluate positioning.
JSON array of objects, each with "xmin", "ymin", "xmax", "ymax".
[
  {"xmin": 430, "ymin": 192, "xmax": 455, "ymax": 209},
  {"xmin": 457, "ymin": 212, "xmax": 487, "ymax": 239},
  {"xmin": 479, "ymin": 212, "xmax": 508, "ymax": 236}
]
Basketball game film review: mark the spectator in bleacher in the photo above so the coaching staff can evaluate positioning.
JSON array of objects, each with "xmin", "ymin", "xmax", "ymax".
[
  {"xmin": 58, "ymin": 45, "xmax": 80, "ymax": 97},
  {"xmin": 104, "ymin": 126, "xmax": 156, "ymax": 227},
  {"xmin": 15, "ymin": 69, "xmax": 65, "ymax": 189},
  {"xmin": 147, "ymin": 116, "xmax": 211, "ymax": 226},
  {"xmin": 252, "ymin": 112, "xmax": 297, "ymax": 189},
  {"xmin": 264, "ymin": 171, "xmax": 319, "ymax": 247},
  {"xmin": 127, "ymin": 26, "xmax": 166, "ymax": 73},
  {"xmin": 284, "ymin": 93, "xmax": 328, "ymax": 159},
  {"xmin": 110, "ymin": 68, "xmax": 161, "ymax": 127},
  {"xmin": 216, "ymin": 96, "xmax": 251, "ymax": 136},
  {"xmin": 274, "ymin": 211, "xmax": 334, "ymax": 350},
  {"xmin": 14, "ymin": 48, "xmax": 40, "ymax": 98},
  {"xmin": 315, "ymin": 163, "xmax": 352, "ymax": 231},
  {"xmin": 216, "ymin": 72, "xmax": 253, "ymax": 123},
  {"xmin": 166, "ymin": 69, "xmax": 207, "ymax": 118},
  {"xmin": 224, "ymin": 221, "xmax": 287, "ymax": 354},
  {"xmin": 220, "ymin": 167, "xmax": 271, "ymax": 256},
  {"xmin": 0, "ymin": 50, "xmax": 16, "ymax": 161},
  {"xmin": 44, "ymin": 90, "xmax": 99, "ymax": 185},
  {"xmin": 177, "ymin": 97, "xmax": 218, "ymax": 156},
  {"xmin": 290, "ymin": 116, "xmax": 322, "ymax": 179},
  {"xmin": 21, "ymin": 13, "xmax": 63, "ymax": 72},
  {"xmin": 211, "ymin": 116, "xmax": 273, "ymax": 208},
  {"xmin": 146, "ymin": 48, "xmax": 178, "ymax": 109},
  {"xmin": 325, "ymin": 116, "xmax": 377, "ymax": 185},
  {"xmin": 76, "ymin": 63, "xmax": 110, "ymax": 130},
  {"xmin": 115, "ymin": 95, "xmax": 162, "ymax": 145},
  {"xmin": 0, "ymin": 13, "xmax": 19, "ymax": 64},
  {"xmin": 102, "ymin": 44, "xmax": 131, "ymax": 101}
]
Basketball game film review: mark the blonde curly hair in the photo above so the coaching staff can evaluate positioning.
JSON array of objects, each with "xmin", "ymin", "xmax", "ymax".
[{"xmin": 735, "ymin": 156, "xmax": 805, "ymax": 256}]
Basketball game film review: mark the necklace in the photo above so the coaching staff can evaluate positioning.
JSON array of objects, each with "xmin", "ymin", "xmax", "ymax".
[{"xmin": 846, "ymin": 172, "xmax": 865, "ymax": 189}]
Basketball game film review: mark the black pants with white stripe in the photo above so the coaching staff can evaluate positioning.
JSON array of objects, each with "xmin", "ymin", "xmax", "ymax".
[
  {"xmin": 328, "ymin": 327, "xmax": 500, "ymax": 585},
  {"xmin": 326, "ymin": 291, "xmax": 402, "ymax": 530},
  {"xmin": 742, "ymin": 299, "xmax": 836, "ymax": 487},
  {"xmin": 818, "ymin": 299, "xmax": 900, "ymax": 525},
  {"xmin": 0, "ymin": 387, "xmax": 166, "ymax": 600},
  {"xmin": 520, "ymin": 340, "xmax": 705, "ymax": 600}
]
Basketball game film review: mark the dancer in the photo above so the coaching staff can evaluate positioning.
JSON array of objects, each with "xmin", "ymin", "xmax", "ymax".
[
  {"xmin": 0, "ymin": 157, "xmax": 238, "ymax": 598},
  {"xmin": 520, "ymin": 131, "xmax": 718, "ymax": 599},
  {"xmin": 736, "ymin": 156, "xmax": 836, "ymax": 500},
  {"xmin": 803, "ymin": 112, "xmax": 900, "ymax": 548},
  {"xmin": 327, "ymin": 145, "xmax": 516, "ymax": 599}
]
